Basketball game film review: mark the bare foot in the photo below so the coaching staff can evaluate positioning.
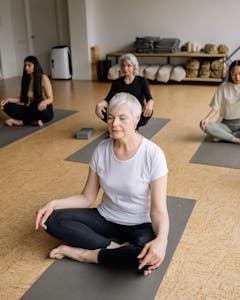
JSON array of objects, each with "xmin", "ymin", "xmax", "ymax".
[
  {"xmin": 37, "ymin": 120, "xmax": 43, "ymax": 127},
  {"xmin": 32, "ymin": 120, "xmax": 43, "ymax": 126},
  {"xmin": 5, "ymin": 118, "xmax": 23, "ymax": 126},
  {"xmin": 232, "ymin": 137, "xmax": 240, "ymax": 144},
  {"xmin": 144, "ymin": 269, "xmax": 152, "ymax": 276},
  {"xmin": 107, "ymin": 241, "xmax": 130, "ymax": 249},
  {"xmin": 212, "ymin": 137, "xmax": 221, "ymax": 143},
  {"xmin": 49, "ymin": 245, "xmax": 99, "ymax": 263}
]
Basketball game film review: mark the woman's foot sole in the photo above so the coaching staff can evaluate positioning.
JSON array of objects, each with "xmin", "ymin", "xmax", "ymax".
[
  {"xmin": 5, "ymin": 119, "xmax": 23, "ymax": 126},
  {"xmin": 232, "ymin": 137, "xmax": 240, "ymax": 144},
  {"xmin": 49, "ymin": 245, "xmax": 99, "ymax": 264},
  {"xmin": 212, "ymin": 137, "xmax": 221, "ymax": 143}
]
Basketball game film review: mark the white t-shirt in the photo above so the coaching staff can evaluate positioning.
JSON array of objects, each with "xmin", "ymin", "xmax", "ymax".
[
  {"xmin": 210, "ymin": 82, "xmax": 240, "ymax": 120},
  {"xmin": 89, "ymin": 137, "xmax": 168, "ymax": 225}
]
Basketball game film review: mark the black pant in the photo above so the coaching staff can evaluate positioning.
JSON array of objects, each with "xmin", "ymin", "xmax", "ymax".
[
  {"xmin": 45, "ymin": 208, "xmax": 155, "ymax": 270},
  {"xmin": 3, "ymin": 103, "xmax": 54, "ymax": 125}
]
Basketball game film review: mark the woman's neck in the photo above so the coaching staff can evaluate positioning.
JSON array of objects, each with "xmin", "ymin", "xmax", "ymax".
[
  {"xmin": 124, "ymin": 74, "xmax": 135, "ymax": 84},
  {"xmin": 113, "ymin": 132, "xmax": 143, "ymax": 160}
]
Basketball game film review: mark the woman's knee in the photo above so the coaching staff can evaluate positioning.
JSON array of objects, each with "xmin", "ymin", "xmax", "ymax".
[
  {"xmin": 3, "ymin": 103, "xmax": 17, "ymax": 115},
  {"xmin": 204, "ymin": 122, "xmax": 218, "ymax": 135},
  {"xmin": 45, "ymin": 210, "xmax": 63, "ymax": 232},
  {"xmin": 41, "ymin": 107, "xmax": 54, "ymax": 123},
  {"xmin": 204, "ymin": 122, "xmax": 213, "ymax": 131},
  {"xmin": 137, "ymin": 113, "xmax": 152, "ymax": 128},
  {"xmin": 131, "ymin": 227, "xmax": 155, "ymax": 247},
  {"xmin": 134, "ymin": 234, "xmax": 154, "ymax": 247}
]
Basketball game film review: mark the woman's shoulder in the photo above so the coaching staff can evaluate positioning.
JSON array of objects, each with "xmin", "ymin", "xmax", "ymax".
[
  {"xmin": 134, "ymin": 75, "xmax": 149, "ymax": 85},
  {"xmin": 142, "ymin": 137, "xmax": 165, "ymax": 155},
  {"xmin": 135, "ymin": 75, "xmax": 145, "ymax": 81},
  {"xmin": 114, "ymin": 76, "xmax": 125, "ymax": 83},
  {"xmin": 97, "ymin": 138, "xmax": 112, "ymax": 150},
  {"xmin": 218, "ymin": 81, "xmax": 233, "ymax": 90},
  {"xmin": 217, "ymin": 82, "xmax": 240, "ymax": 95},
  {"xmin": 41, "ymin": 74, "xmax": 51, "ymax": 83},
  {"xmin": 140, "ymin": 138, "xmax": 167, "ymax": 167},
  {"xmin": 92, "ymin": 138, "xmax": 112, "ymax": 161}
]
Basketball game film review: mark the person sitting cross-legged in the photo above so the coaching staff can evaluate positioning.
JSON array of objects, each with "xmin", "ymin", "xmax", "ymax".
[{"xmin": 35, "ymin": 92, "xmax": 169, "ymax": 276}]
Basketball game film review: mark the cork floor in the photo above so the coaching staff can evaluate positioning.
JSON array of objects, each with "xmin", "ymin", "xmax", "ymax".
[{"xmin": 0, "ymin": 78, "xmax": 239, "ymax": 299}]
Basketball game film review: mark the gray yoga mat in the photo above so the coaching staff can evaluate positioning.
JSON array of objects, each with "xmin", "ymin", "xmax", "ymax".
[
  {"xmin": 0, "ymin": 109, "xmax": 78, "ymax": 148},
  {"xmin": 21, "ymin": 195, "xmax": 196, "ymax": 300},
  {"xmin": 190, "ymin": 136, "xmax": 240, "ymax": 169},
  {"xmin": 66, "ymin": 118, "xmax": 170, "ymax": 164}
]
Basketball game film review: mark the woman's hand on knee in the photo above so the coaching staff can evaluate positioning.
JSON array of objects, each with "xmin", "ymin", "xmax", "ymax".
[
  {"xmin": 95, "ymin": 100, "xmax": 108, "ymax": 119},
  {"xmin": 35, "ymin": 203, "xmax": 54, "ymax": 230},
  {"xmin": 137, "ymin": 239, "xmax": 166, "ymax": 273},
  {"xmin": 38, "ymin": 100, "xmax": 48, "ymax": 111},
  {"xmin": 143, "ymin": 100, "xmax": 153, "ymax": 117},
  {"xmin": 200, "ymin": 118, "xmax": 209, "ymax": 130},
  {"xmin": 1, "ymin": 99, "xmax": 9, "ymax": 109}
]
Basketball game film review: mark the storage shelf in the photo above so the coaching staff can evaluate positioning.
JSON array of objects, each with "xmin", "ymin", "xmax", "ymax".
[
  {"xmin": 106, "ymin": 51, "xmax": 227, "ymax": 83},
  {"xmin": 182, "ymin": 77, "xmax": 223, "ymax": 82},
  {"xmin": 106, "ymin": 51, "xmax": 226, "ymax": 59}
]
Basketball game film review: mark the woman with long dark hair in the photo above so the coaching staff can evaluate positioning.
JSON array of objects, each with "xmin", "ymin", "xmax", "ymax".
[
  {"xmin": 1, "ymin": 56, "xmax": 54, "ymax": 126},
  {"xmin": 200, "ymin": 60, "xmax": 240, "ymax": 144}
]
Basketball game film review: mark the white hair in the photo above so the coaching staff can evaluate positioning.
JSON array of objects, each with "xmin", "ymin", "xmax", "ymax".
[
  {"xmin": 108, "ymin": 92, "xmax": 142, "ymax": 118},
  {"xmin": 119, "ymin": 53, "xmax": 139, "ymax": 75}
]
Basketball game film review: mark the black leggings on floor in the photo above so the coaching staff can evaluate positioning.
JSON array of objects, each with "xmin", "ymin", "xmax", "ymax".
[
  {"xmin": 3, "ymin": 103, "xmax": 54, "ymax": 125},
  {"xmin": 45, "ymin": 208, "xmax": 155, "ymax": 269}
]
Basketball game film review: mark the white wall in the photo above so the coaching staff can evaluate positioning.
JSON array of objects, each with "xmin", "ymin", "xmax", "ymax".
[
  {"xmin": 90, "ymin": 0, "xmax": 240, "ymax": 59},
  {"xmin": 68, "ymin": 0, "xmax": 91, "ymax": 79},
  {"xmin": 0, "ymin": 0, "xmax": 18, "ymax": 78},
  {"xmin": 1, "ymin": 0, "xmax": 240, "ymax": 79},
  {"xmin": 10, "ymin": 0, "xmax": 29, "ymax": 75},
  {"xmin": 56, "ymin": 0, "xmax": 70, "ymax": 46},
  {"xmin": 67, "ymin": 0, "xmax": 240, "ymax": 79},
  {"xmin": 0, "ymin": 0, "xmax": 70, "ymax": 79}
]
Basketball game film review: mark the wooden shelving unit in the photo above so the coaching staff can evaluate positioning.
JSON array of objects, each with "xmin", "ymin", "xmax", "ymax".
[{"xmin": 106, "ymin": 51, "xmax": 227, "ymax": 83}]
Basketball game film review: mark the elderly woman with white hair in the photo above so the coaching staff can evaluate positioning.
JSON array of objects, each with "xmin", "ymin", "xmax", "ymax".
[
  {"xmin": 95, "ymin": 53, "xmax": 154, "ymax": 129},
  {"xmin": 36, "ymin": 92, "xmax": 169, "ymax": 276}
]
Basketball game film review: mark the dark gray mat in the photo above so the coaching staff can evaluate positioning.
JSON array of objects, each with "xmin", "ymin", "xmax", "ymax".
[
  {"xmin": 21, "ymin": 196, "xmax": 196, "ymax": 300},
  {"xmin": 65, "ymin": 118, "xmax": 170, "ymax": 164},
  {"xmin": 0, "ymin": 109, "xmax": 78, "ymax": 148},
  {"xmin": 190, "ymin": 136, "xmax": 240, "ymax": 169}
]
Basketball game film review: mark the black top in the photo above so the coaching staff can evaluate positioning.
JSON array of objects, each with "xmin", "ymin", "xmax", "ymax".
[{"xmin": 105, "ymin": 76, "xmax": 153, "ymax": 107}]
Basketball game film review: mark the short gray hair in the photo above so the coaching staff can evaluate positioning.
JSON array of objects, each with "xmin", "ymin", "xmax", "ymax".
[
  {"xmin": 119, "ymin": 53, "xmax": 139, "ymax": 75},
  {"xmin": 108, "ymin": 92, "xmax": 142, "ymax": 118}
]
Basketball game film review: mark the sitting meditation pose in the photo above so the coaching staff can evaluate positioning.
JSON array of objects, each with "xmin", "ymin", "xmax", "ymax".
[
  {"xmin": 95, "ymin": 53, "xmax": 154, "ymax": 130},
  {"xmin": 200, "ymin": 60, "xmax": 240, "ymax": 144},
  {"xmin": 1, "ymin": 56, "xmax": 54, "ymax": 126},
  {"xmin": 36, "ymin": 92, "xmax": 169, "ymax": 276}
]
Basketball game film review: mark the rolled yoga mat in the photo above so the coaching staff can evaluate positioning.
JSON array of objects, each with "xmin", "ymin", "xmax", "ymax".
[
  {"xmin": 0, "ymin": 109, "xmax": 78, "ymax": 148},
  {"xmin": 190, "ymin": 136, "xmax": 240, "ymax": 169},
  {"xmin": 65, "ymin": 118, "xmax": 170, "ymax": 164},
  {"xmin": 21, "ymin": 195, "xmax": 196, "ymax": 300}
]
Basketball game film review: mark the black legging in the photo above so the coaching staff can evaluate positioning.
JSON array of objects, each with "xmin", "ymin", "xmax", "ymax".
[
  {"xmin": 3, "ymin": 102, "xmax": 54, "ymax": 125},
  {"xmin": 45, "ymin": 208, "xmax": 155, "ymax": 270}
]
